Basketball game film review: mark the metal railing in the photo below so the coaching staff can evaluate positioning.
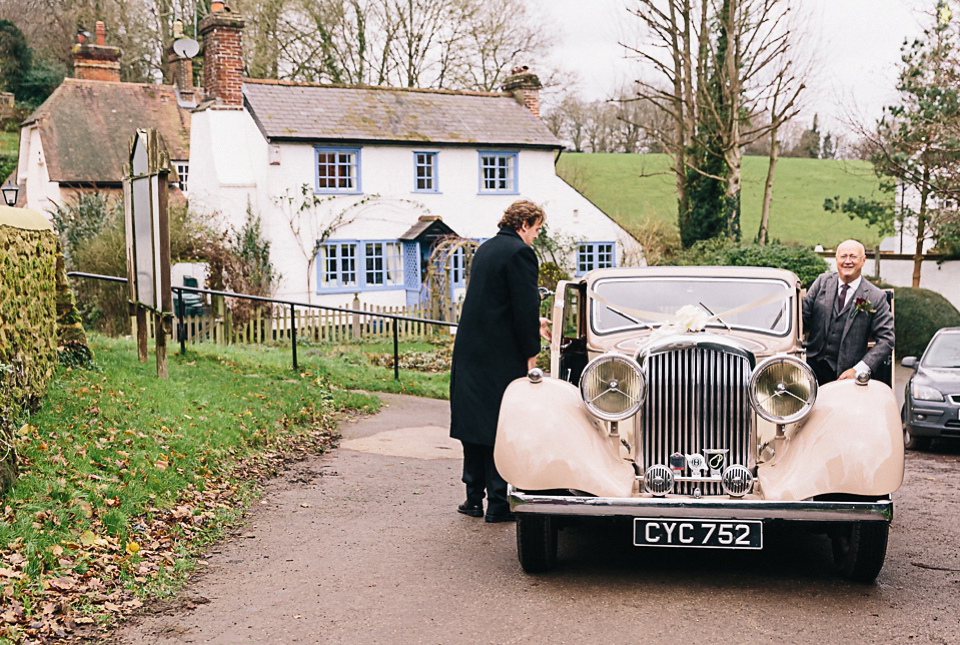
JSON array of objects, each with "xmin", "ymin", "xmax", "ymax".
[{"xmin": 66, "ymin": 272, "xmax": 457, "ymax": 378}]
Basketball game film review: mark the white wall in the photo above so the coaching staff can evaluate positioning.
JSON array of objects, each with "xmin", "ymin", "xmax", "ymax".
[
  {"xmin": 188, "ymin": 106, "xmax": 643, "ymax": 307},
  {"xmin": 18, "ymin": 125, "xmax": 63, "ymax": 215}
]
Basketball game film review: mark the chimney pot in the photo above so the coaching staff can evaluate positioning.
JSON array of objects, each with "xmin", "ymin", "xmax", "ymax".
[
  {"xmin": 211, "ymin": 1, "xmax": 225, "ymax": 12},
  {"xmin": 73, "ymin": 22, "xmax": 121, "ymax": 82},
  {"xmin": 501, "ymin": 66, "xmax": 542, "ymax": 120}
]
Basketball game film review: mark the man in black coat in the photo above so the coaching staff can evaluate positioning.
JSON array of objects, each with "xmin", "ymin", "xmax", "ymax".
[
  {"xmin": 803, "ymin": 239, "xmax": 895, "ymax": 384},
  {"xmin": 449, "ymin": 200, "xmax": 550, "ymax": 523}
]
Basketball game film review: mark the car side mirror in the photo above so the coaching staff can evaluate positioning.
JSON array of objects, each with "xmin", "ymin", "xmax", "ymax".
[
  {"xmin": 901, "ymin": 356, "xmax": 918, "ymax": 369},
  {"xmin": 538, "ymin": 286, "xmax": 552, "ymax": 302}
]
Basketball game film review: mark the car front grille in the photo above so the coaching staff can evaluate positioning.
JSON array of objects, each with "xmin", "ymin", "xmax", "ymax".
[{"xmin": 640, "ymin": 345, "xmax": 753, "ymax": 496}]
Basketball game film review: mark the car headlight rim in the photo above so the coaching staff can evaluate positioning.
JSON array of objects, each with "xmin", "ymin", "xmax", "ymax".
[
  {"xmin": 749, "ymin": 355, "xmax": 817, "ymax": 424},
  {"xmin": 911, "ymin": 382, "xmax": 944, "ymax": 402},
  {"xmin": 579, "ymin": 353, "xmax": 646, "ymax": 421}
]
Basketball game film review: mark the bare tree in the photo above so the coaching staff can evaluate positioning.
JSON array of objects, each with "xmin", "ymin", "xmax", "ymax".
[
  {"xmin": 754, "ymin": 1, "xmax": 808, "ymax": 244},
  {"xmin": 621, "ymin": 0, "xmax": 808, "ymax": 240}
]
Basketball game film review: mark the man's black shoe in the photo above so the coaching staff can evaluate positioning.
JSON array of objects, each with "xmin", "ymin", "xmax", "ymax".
[
  {"xmin": 484, "ymin": 511, "xmax": 516, "ymax": 523},
  {"xmin": 458, "ymin": 502, "xmax": 484, "ymax": 517}
]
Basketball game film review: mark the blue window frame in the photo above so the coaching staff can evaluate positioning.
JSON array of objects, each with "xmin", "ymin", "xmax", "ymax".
[
  {"xmin": 478, "ymin": 151, "xmax": 518, "ymax": 194},
  {"xmin": 576, "ymin": 242, "xmax": 615, "ymax": 276},
  {"xmin": 315, "ymin": 147, "xmax": 361, "ymax": 193},
  {"xmin": 413, "ymin": 151, "xmax": 438, "ymax": 192},
  {"xmin": 317, "ymin": 240, "xmax": 404, "ymax": 293}
]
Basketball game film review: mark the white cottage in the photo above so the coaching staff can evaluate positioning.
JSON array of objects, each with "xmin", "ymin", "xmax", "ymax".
[{"xmin": 187, "ymin": 3, "xmax": 642, "ymax": 307}]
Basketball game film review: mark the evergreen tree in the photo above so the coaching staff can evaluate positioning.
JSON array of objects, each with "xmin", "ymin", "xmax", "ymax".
[
  {"xmin": 680, "ymin": 0, "xmax": 731, "ymax": 247},
  {"xmin": 792, "ymin": 114, "xmax": 821, "ymax": 158},
  {"xmin": 0, "ymin": 20, "xmax": 30, "ymax": 98},
  {"xmin": 873, "ymin": 1, "xmax": 960, "ymax": 286}
]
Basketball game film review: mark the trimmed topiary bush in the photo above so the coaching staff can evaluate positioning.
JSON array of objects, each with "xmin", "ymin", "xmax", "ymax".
[
  {"xmin": 667, "ymin": 239, "xmax": 829, "ymax": 288},
  {"xmin": 893, "ymin": 287, "xmax": 960, "ymax": 359}
]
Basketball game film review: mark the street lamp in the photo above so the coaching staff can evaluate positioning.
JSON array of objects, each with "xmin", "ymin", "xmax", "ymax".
[{"xmin": 1, "ymin": 180, "xmax": 18, "ymax": 207}]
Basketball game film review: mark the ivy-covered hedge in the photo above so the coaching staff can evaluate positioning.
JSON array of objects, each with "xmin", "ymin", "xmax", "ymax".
[
  {"xmin": 893, "ymin": 287, "xmax": 960, "ymax": 358},
  {"xmin": 0, "ymin": 210, "xmax": 75, "ymax": 492},
  {"xmin": 668, "ymin": 239, "xmax": 829, "ymax": 288}
]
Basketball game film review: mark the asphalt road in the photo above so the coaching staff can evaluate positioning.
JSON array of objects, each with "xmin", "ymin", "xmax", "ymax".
[{"xmin": 113, "ymin": 387, "xmax": 960, "ymax": 645}]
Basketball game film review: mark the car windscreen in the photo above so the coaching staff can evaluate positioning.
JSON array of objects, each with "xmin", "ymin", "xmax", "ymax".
[
  {"xmin": 922, "ymin": 332, "xmax": 960, "ymax": 367},
  {"xmin": 591, "ymin": 276, "xmax": 793, "ymax": 336}
]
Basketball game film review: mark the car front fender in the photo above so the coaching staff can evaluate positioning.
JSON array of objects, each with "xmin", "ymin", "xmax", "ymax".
[
  {"xmin": 758, "ymin": 379, "xmax": 904, "ymax": 501},
  {"xmin": 494, "ymin": 377, "xmax": 635, "ymax": 498}
]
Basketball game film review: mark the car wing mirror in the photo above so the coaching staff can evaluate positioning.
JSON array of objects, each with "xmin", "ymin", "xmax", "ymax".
[{"xmin": 901, "ymin": 356, "xmax": 918, "ymax": 369}]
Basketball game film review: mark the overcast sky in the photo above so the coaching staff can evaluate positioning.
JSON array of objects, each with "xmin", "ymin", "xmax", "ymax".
[{"xmin": 532, "ymin": 0, "xmax": 935, "ymax": 139}]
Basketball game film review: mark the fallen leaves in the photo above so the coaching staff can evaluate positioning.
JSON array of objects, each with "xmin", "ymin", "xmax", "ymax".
[{"xmin": 0, "ymin": 423, "xmax": 339, "ymax": 643}]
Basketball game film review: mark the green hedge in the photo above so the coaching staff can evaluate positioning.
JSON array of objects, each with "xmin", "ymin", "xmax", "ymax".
[
  {"xmin": 893, "ymin": 287, "xmax": 960, "ymax": 358},
  {"xmin": 0, "ymin": 221, "xmax": 59, "ymax": 492},
  {"xmin": 667, "ymin": 239, "xmax": 829, "ymax": 288}
]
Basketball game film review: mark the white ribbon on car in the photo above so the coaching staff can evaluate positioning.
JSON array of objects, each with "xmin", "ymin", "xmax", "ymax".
[{"xmin": 587, "ymin": 287, "xmax": 793, "ymax": 340}]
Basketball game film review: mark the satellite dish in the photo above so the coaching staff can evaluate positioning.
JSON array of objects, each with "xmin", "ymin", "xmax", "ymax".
[{"xmin": 173, "ymin": 37, "xmax": 200, "ymax": 59}]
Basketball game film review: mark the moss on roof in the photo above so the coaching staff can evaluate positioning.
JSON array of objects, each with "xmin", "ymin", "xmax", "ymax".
[
  {"xmin": 243, "ymin": 80, "xmax": 560, "ymax": 148},
  {"xmin": 26, "ymin": 79, "xmax": 190, "ymax": 184}
]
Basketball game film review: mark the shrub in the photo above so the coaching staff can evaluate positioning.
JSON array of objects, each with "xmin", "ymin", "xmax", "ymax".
[
  {"xmin": 893, "ymin": 287, "xmax": 960, "ymax": 358},
  {"xmin": 622, "ymin": 216, "xmax": 682, "ymax": 267},
  {"xmin": 667, "ymin": 239, "xmax": 829, "ymax": 288},
  {"xmin": 53, "ymin": 191, "xmax": 279, "ymax": 335}
]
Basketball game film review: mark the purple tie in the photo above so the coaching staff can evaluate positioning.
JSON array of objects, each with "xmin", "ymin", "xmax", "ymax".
[{"xmin": 836, "ymin": 283, "xmax": 849, "ymax": 314}]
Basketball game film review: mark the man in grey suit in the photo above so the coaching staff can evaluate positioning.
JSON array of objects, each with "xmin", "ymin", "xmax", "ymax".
[{"xmin": 802, "ymin": 239, "xmax": 895, "ymax": 384}]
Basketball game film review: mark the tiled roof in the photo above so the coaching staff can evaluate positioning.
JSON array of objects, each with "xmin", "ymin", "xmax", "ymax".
[
  {"xmin": 25, "ymin": 79, "xmax": 190, "ymax": 184},
  {"xmin": 243, "ymin": 80, "xmax": 560, "ymax": 148}
]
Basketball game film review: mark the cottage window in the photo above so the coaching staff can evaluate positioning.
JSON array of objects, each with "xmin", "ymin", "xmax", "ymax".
[
  {"xmin": 317, "ymin": 240, "xmax": 404, "ymax": 293},
  {"xmin": 478, "ymin": 151, "xmax": 518, "ymax": 194},
  {"xmin": 576, "ymin": 242, "xmax": 615, "ymax": 276},
  {"xmin": 414, "ymin": 152, "xmax": 438, "ymax": 192},
  {"xmin": 364, "ymin": 241, "xmax": 403, "ymax": 286},
  {"xmin": 173, "ymin": 161, "xmax": 189, "ymax": 192},
  {"xmin": 315, "ymin": 147, "xmax": 361, "ymax": 193},
  {"xmin": 319, "ymin": 241, "xmax": 358, "ymax": 289}
]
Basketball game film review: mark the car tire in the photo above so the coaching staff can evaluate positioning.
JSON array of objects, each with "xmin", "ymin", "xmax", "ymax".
[
  {"xmin": 902, "ymin": 406, "xmax": 932, "ymax": 451},
  {"xmin": 831, "ymin": 521, "xmax": 889, "ymax": 583},
  {"xmin": 517, "ymin": 514, "xmax": 558, "ymax": 573}
]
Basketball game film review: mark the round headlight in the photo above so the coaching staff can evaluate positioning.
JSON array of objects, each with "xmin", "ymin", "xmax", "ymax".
[
  {"xmin": 749, "ymin": 355, "xmax": 817, "ymax": 423},
  {"xmin": 579, "ymin": 354, "xmax": 646, "ymax": 421}
]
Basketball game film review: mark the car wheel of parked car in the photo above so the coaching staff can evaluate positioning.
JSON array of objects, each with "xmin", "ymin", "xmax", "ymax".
[
  {"xmin": 517, "ymin": 514, "xmax": 557, "ymax": 573},
  {"xmin": 901, "ymin": 405, "xmax": 932, "ymax": 451},
  {"xmin": 831, "ymin": 520, "xmax": 889, "ymax": 583}
]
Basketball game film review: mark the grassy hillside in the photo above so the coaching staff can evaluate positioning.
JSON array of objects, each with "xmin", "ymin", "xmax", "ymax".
[
  {"xmin": 0, "ymin": 130, "xmax": 18, "ymax": 182},
  {"xmin": 556, "ymin": 153, "xmax": 890, "ymax": 249}
]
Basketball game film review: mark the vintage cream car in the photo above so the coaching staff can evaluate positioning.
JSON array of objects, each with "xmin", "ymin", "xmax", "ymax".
[{"xmin": 495, "ymin": 266, "xmax": 903, "ymax": 582}]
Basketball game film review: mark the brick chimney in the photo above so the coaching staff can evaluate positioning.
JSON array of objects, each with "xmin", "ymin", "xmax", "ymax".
[
  {"xmin": 166, "ymin": 21, "xmax": 196, "ymax": 106},
  {"xmin": 501, "ymin": 66, "xmax": 542, "ymax": 119},
  {"xmin": 199, "ymin": 2, "xmax": 245, "ymax": 106},
  {"xmin": 72, "ymin": 21, "xmax": 121, "ymax": 82}
]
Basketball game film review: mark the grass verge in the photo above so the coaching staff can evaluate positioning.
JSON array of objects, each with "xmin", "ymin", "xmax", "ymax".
[{"xmin": 0, "ymin": 334, "xmax": 411, "ymax": 643}]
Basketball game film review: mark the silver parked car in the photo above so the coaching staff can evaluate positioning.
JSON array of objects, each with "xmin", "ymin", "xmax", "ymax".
[
  {"xmin": 494, "ymin": 266, "xmax": 904, "ymax": 582},
  {"xmin": 901, "ymin": 326, "xmax": 960, "ymax": 450}
]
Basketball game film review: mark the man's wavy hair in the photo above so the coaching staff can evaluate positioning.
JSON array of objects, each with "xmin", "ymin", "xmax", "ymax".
[{"xmin": 498, "ymin": 200, "xmax": 546, "ymax": 232}]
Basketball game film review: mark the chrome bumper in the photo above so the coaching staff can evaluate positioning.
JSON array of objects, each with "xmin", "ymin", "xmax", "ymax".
[{"xmin": 508, "ymin": 486, "xmax": 893, "ymax": 522}]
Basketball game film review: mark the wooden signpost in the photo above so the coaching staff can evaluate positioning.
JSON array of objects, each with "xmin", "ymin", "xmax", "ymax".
[{"xmin": 123, "ymin": 128, "xmax": 174, "ymax": 378}]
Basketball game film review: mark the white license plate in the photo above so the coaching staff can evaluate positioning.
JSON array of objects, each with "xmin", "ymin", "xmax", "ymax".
[{"xmin": 633, "ymin": 518, "xmax": 763, "ymax": 549}]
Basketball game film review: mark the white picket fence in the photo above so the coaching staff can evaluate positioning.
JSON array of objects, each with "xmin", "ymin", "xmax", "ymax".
[{"xmin": 138, "ymin": 300, "xmax": 459, "ymax": 346}]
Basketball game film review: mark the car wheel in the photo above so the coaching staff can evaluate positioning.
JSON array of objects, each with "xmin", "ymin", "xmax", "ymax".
[
  {"xmin": 831, "ymin": 521, "xmax": 889, "ymax": 583},
  {"xmin": 516, "ymin": 514, "xmax": 558, "ymax": 573},
  {"xmin": 902, "ymin": 406, "xmax": 932, "ymax": 451}
]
